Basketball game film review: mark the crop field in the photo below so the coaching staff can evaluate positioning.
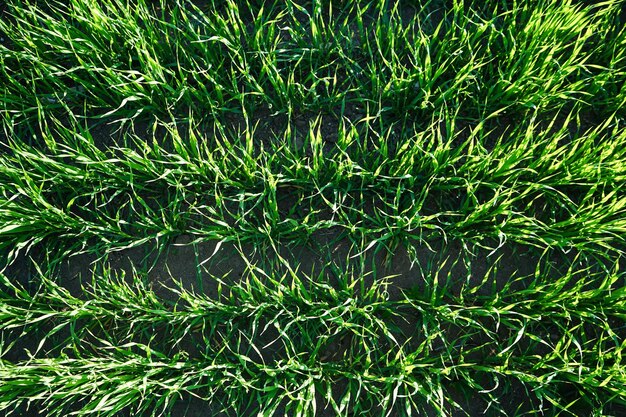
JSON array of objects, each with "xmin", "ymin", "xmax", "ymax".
[{"xmin": 1, "ymin": 0, "xmax": 626, "ymax": 415}]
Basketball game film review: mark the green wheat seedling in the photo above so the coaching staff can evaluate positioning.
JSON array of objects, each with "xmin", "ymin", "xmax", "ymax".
[
  {"xmin": 1, "ymin": 251, "xmax": 625, "ymax": 416},
  {"xmin": 0, "ymin": 261, "xmax": 402, "ymax": 416},
  {"xmin": 0, "ymin": 0, "xmax": 625, "ymax": 415},
  {"xmin": 0, "ymin": 258, "xmax": 397, "ymax": 359},
  {"xmin": 404, "ymin": 250, "xmax": 626, "ymax": 413},
  {"xmin": 1, "ymin": 0, "xmax": 624, "ymax": 129},
  {"xmin": 2, "ymin": 106, "xmax": 626, "ymax": 265}
]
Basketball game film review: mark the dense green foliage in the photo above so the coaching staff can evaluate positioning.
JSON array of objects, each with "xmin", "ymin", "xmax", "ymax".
[{"xmin": 1, "ymin": 0, "xmax": 625, "ymax": 415}]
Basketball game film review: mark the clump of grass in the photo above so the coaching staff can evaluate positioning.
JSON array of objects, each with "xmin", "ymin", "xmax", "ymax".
[
  {"xmin": 1, "ymin": 0, "xmax": 624, "ymax": 128},
  {"xmin": 1, "ymin": 252, "xmax": 625, "ymax": 416},
  {"xmin": 0, "ymin": 259, "xmax": 400, "ymax": 416},
  {"xmin": 2, "ymin": 106, "xmax": 626, "ymax": 264},
  {"xmin": 1, "ymin": 0, "xmax": 625, "ymax": 415}
]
